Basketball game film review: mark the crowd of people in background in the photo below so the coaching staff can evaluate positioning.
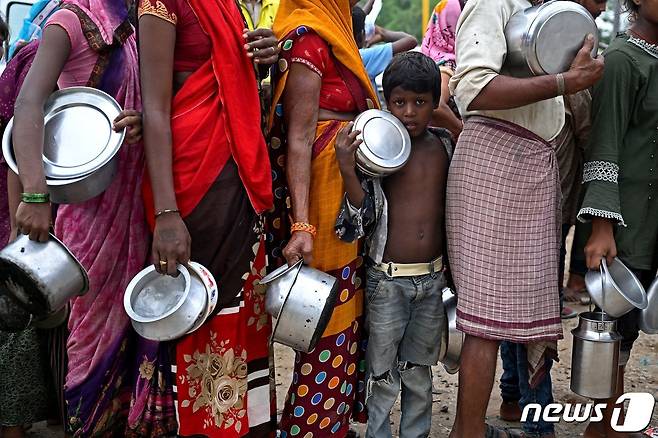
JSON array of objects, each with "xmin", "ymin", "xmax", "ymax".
[{"xmin": 0, "ymin": 0, "xmax": 655, "ymax": 437}]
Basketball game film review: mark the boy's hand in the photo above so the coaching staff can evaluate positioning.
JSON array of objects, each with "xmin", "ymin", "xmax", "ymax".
[{"xmin": 335, "ymin": 122, "xmax": 362, "ymax": 171}]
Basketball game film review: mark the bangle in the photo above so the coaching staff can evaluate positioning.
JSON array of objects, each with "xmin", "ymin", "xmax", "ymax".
[
  {"xmin": 21, "ymin": 192, "xmax": 50, "ymax": 203},
  {"xmin": 291, "ymin": 222, "xmax": 317, "ymax": 238},
  {"xmin": 155, "ymin": 208, "xmax": 180, "ymax": 219},
  {"xmin": 556, "ymin": 73, "xmax": 566, "ymax": 96}
]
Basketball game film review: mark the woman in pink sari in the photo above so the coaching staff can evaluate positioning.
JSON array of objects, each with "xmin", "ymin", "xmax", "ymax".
[{"xmin": 10, "ymin": 0, "xmax": 173, "ymax": 436}]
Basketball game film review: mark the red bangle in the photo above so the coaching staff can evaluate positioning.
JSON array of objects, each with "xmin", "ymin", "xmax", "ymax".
[{"xmin": 291, "ymin": 222, "xmax": 317, "ymax": 238}]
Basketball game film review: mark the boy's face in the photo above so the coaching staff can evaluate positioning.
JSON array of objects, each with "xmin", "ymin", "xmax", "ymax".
[{"xmin": 387, "ymin": 86, "xmax": 436, "ymax": 139}]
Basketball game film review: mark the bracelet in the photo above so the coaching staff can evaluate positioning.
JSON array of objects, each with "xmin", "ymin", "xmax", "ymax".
[
  {"xmin": 155, "ymin": 208, "xmax": 180, "ymax": 219},
  {"xmin": 291, "ymin": 222, "xmax": 317, "ymax": 238},
  {"xmin": 21, "ymin": 192, "xmax": 50, "ymax": 203},
  {"xmin": 556, "ymin": 73, "xmax": 566, "ymax": 96}
]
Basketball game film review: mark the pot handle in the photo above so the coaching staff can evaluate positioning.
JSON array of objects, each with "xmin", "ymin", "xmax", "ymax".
[{"xmin": 598, "ymin": 258, "xmax": 609, "ymax": 312}]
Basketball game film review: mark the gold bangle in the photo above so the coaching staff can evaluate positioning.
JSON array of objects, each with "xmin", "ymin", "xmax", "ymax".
[
  {"xmin": 291, "ymin": 222, "xmax": 317, "ymax": 238},
  {"xmin": 155, "ymin": 208, "xmax": 180, "ymax": 219}
]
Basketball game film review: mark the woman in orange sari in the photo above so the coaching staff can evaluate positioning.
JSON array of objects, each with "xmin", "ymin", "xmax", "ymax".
[{"xmin": 268, "ymin": 1, "xmax": 378, "ymax": 435}]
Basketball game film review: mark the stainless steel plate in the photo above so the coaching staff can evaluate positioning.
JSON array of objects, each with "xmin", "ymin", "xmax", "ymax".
[
  {"xmin": 42, "ymin": 87, "xmax": 124, "ymax": 179},
  {"xmin": 353, "ymin": 109, "xmax": 411, "ymax": 176}
]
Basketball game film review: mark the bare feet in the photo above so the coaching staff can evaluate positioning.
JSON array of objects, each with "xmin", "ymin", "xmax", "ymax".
[{"xmin": 500, "ymin": 400, "xmax": 522, "ymax": 422}]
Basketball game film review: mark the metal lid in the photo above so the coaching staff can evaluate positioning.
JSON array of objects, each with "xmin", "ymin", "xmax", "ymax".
[
  {"xmin": 527, "ymin": 1, "xmax": 598, "ymax": 75},
  {"xmin": 353, "ymin": 109, "xmax": 411, "ymax": 176},
  {"xmin": 124, "ymin": 265, "xmax": 191, "ymax": 324},
  {"xmin": 2, "ymin": 87, "xmax": 125, "ymax": 180}
]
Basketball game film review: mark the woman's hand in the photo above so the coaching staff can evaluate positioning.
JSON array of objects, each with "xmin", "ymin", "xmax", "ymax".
[
  {"xmin": 113, "ymin": 110, "xmax": 143, "ymax": 144},
  {"xmin": 243, "ymin": 28, "xmax": 280, "ymax": 65},
  {"xmin": 335, "ymin": 122, "xmax": 362, "ymax": 171},
  {"xmin": 584, "ymin": 217, "xmax": 617, "ymax": 270},
  {"xmin": 15, "ymin": 202, "xmax": 51, "ymax": 242},
  {"xmin": 152, "ymin": 213, "xmax": 191, "ymax": 276},
  {"xmin": 283, "ymin": 231, "xmax": 313, "ymax": 266}
]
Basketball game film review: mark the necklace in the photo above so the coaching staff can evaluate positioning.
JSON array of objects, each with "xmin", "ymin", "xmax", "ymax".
[{"xmin": 628, "ymin": 29, "xmax": 658, "ymax": 59}]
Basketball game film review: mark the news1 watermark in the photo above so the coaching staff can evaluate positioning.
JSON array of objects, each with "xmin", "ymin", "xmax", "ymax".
[{"xmin": 521, "ymin": 393, "xmax": 657, "ymax": 432}]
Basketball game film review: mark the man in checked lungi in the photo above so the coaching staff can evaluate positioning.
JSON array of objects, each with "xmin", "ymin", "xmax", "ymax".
[{"xmin": 446, "ymin": 0, "xmax": 604, "ymax": 437}]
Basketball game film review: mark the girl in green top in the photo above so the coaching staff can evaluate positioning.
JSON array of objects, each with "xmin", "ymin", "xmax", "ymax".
[{"xmin": 579, "ymin": 0, "xmax": 658, "ymax": 436}]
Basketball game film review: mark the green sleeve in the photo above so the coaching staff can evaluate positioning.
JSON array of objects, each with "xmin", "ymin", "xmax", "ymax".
[{"xmin": 578, "ymin": 49, "xmax": 639, "ymax": 226}]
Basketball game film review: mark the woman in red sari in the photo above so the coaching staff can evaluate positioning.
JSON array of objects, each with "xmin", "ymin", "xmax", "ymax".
[{"xmin": 138, "ymin": 0, "xmax": 279, "ymax": 436}]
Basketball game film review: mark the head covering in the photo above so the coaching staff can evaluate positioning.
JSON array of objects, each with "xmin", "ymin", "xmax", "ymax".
[
  {"xmin": 421, "ymin": 0, "xmax": 462, "ymax": 67},
  {"xmin": 273, "ymin": 0, "xmax": 377, "ymax": 104},
  {"xmin": 7, "ymin": 0, "xmax": 60, "ymax": 60},
  {"xmin": 62, "ymin": 0, "xmax": 130, "ymax": 46}
]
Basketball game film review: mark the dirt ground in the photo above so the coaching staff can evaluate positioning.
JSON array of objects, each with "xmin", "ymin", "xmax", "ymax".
[{"xmin": 26, "ymin": 230, "xmax": 658, "ymax": 437}]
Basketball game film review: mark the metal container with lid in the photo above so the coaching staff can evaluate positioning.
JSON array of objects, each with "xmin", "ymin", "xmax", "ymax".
[
  {"xmin": 504, "ymin": 0, "xmax": 599, "ymax": 77},
  {"xmin": 353, "ymin": 109, "xmax": 411, "ymax": 177},
  {"xmin": 2, "ymin": 87, "xmax": 125, "ymax": 203},
  {"xmin": 571, "ymin": 312, "xmax": 622, "ymax": 399}
]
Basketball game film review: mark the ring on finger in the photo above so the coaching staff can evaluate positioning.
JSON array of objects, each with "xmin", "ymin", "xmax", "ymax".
[{"xmin": 159, "ymin": 260, "xmax": 167, "ymax": 268}]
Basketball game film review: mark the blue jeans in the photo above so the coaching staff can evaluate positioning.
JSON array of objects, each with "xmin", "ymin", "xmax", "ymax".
[
  {"xmin": 364, "ymin": 267, "xmax": 446, "ymax": 438},
  {"xmin": 500, "ymin": 342, "xmax": 555, "ymax": 436}
]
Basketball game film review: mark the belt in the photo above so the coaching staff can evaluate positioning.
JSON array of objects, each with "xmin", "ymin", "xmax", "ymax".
[{"xmin": 373, "ymin": 256, "xmax": 443, "ymax": 278}]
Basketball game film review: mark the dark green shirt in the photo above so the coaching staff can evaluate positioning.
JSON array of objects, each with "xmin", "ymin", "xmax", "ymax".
[{"xmin": 578, "ymin": 34, "xmax": 658, "ymax": 270}]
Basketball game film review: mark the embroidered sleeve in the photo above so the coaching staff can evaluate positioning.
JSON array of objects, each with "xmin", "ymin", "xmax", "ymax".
[
  {"xmin": 138, "ymin": 0, "xmax": 177, "ymax": 25},
  {"xmin": 288, "ymin": 33, "xmax": 328, "ymax": 78},
  {"xmin": 577, "ymin": 49, "xmax": 637, "ymax": 227},
  {"xmin": 335, "ymin": 180, "xmax": 377, "ymax": 242}
]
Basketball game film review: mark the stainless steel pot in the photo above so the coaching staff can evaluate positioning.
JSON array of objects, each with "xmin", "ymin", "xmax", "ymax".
[
  {"xmin": 1, "ymin": 122, "xmax": 119, "ymax": 204},
  {"xmin": 504, "ymin": 0, "xmax": 599, "ymax": 77},
  {"xmin": 439, "ymin": 287, "xmax": 463, "ymax": 374},
  {"xmin": 585, "ymin": 258, "xmax": 648, "ymax": 318},
  {"xmin": 186, "ymin": 262, "xmax": 218, "ymax": 334},
  {"xmin": 639, "ymin": 275, "xmax": 658, "ymax": 334},
  {"xmin": 124, "ymin": 265, "xmax": 207, "ymax": 341},
  {"xmin": 571, "ymin": 312, "xmax": 622, "ymax": 399},
  {"xmin": 32, "ymin": 303, "xmax": 69, "ymax": 329},
  {"xmin": 262, "ymin": 260, "xmax": 339, "ymax": 353},
  {"xmin": 353, "ymin": 109, "xmax": 411, "ymax": 177},
  {"xmin": 0, "ymin": 233, "xmax": 89, "ymax": 317}
]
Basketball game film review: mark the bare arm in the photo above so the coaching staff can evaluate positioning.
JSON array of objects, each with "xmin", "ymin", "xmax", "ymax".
[
  {"xmin": 7, "ymin": 171, "xmax": 22, "ymax": 242},
  {"xmin": 469, "ymin": 36, "xmax": 603, "ymax": 111},
  {"xmin": 281, "ymin": 63, "xmax": 321, "ymax": 265},
  {"xmin": 335, "ymin": 123, "xmax": 365, "ymax": 208},
  {"xmin": 375, "ymin": 26, "xmax": 417, "ymax": 54},
  {"xmin": 12, "ymin": 25, "xmax": 70, "ymax": 241},
  {"xmin": 139, "ymin": 15, "xmax": 191, "ymax": 275},
  {"xmin": 361, "ymin": 0, "xmax": 376, "ymax": 15},
  {"xmin": 432, "ymin": 71, "xmax": 462, "ymax": 139}
]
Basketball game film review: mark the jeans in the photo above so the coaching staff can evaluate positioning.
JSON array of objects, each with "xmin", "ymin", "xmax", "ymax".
[
  {"xmin": 364, "ymin": 267, "xmax": 446, "ymax": 438},
  {"xmin": 500, "ymin": 342, "xmax": 555, "ymax": 437}
]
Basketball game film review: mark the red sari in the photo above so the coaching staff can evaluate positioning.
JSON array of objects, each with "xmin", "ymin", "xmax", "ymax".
[{"xmin": 139, "ymin": 0, "xmax": 274, "ymax": 436}]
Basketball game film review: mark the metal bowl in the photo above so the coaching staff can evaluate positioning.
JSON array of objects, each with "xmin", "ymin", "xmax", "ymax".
[
  {"xmin": 124, "ymin": 265, "xmax": 207, "ymax": 341},
  {"xmin": 2, "ymin": 86, "xmax": 125, "ymax": 204},
  {"xmin": 0, "ymin": 233, "xmax": 89, "ymax": 317},
  {"xmin": 504, "ymin": 0, "xmax": 599, "ymax": 77},
  {"xmin": 439, "ymin": 287, "xmax": 463, "ymax": 374},
  {"xmin": 585, "ymin": 258, "xmax": 648, "ymax": 318},
  {"xmin": 353, "ymin": 109, "xmax": 411, "ymax": 177},
  {"xmin": 639, "ymin": 276, "xmax": 658, "ymax": 334},
  {"xmin": 262, "ymin": 260, "xmax": 339, "ymax": 353}
]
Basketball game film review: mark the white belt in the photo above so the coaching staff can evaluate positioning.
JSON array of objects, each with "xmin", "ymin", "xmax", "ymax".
[{"xmin": 373, "ymin": 256, "xmax": 443, "ymax": 278}]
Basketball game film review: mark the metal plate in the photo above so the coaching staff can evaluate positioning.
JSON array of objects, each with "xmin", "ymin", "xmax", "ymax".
[
  {"xmin": 353, "ymin": 109, "xmax": 411, "ymax": 174},
  {"xmin": 531, "ymin": 2, "xmax": 598, "ymax": 75}
]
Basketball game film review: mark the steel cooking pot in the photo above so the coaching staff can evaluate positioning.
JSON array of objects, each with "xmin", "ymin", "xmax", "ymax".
[
  {"xmin": 353, "ymin": 109, "xmax": 411, "ymax": 177},
  {"xmin": 2, "ymin": 87, "xmax": 125, "ymax": 204},
  {"xmin": 262, "ymin": 260, "xmax": 339, "ymax": 352},
  {"xmin": 571, "ymin": 312, "xmax": 622, "ymax": 399},
  {"xmin": 124, "ymin": 265, "xmax": 207, "ymax": 341},
  {"xmin": 639, "ymin": 275, "xmax": 658, "ymax": 334},
  {"xmin": 185, "ymin": 262, "xmax": 219, "ymax": 334},
  {"xmin": 439, "ymin": 287, "xmax": 463, "ymax": 374},
  {"xmin": 504, "ymin": 0, "xmax": 599, "ymax": 77},
  {"xmin": 585, "ymin": 258, "xmax": 647, "ymax": 318},
  {"xmin": 0, "ymin": 233, "xmax": 89, "ymax": 317}
]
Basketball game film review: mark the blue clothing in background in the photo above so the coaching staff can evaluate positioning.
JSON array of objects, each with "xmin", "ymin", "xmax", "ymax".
[{"xmin": 359, "ymin": 42, "xmax": 393, "ymax": 100}]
